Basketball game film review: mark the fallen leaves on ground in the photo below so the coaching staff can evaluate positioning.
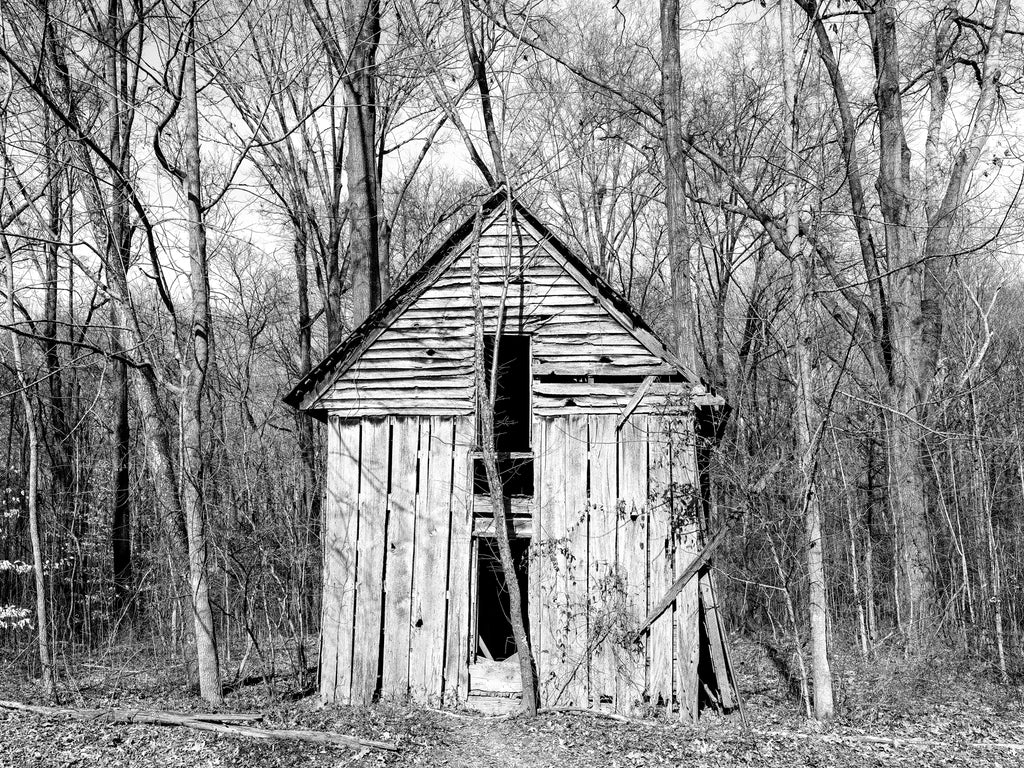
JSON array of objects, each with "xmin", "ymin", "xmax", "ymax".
[{"xmin": 2, "ymin": 639, "xmax": 1021, "ymax": 768}]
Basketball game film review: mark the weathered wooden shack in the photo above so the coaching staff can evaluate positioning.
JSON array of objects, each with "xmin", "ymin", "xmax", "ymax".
[{"xmin": 285, "ymin": 192, "xmax": 735, "ymax": 715}]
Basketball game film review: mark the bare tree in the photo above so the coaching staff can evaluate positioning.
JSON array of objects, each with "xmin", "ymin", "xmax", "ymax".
[
  {"xmin": 660, "ymin": 0, "xmax": 696, "ymax": 374},
  {"xmin": 162, "ymin": 0, "xmax": 224, "ymax": 703},
  {"xmin": 780, "ymin": 0, "xmax": 833, "ymax": 720},
  {"xmin": 792, "ymin": 0, "xmax": 1013, "ymax": 635},
  {"xmin": 302, "ymin": 0, "xmax": 383, "ymax": 325},
  {"xmin": 2, "ymin": 228, "xmax": 55, "ymax": 699}
]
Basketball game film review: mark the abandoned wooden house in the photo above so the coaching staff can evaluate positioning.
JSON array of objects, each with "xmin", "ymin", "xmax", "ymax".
[{"xmin": 285, "ymin": 191, "xmax": 737, "ymax": 716}]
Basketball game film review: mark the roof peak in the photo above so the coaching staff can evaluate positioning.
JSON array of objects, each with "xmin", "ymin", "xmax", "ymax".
[{"xmin": 284, "ymin": 191, "xmax": 699, "ymax": 412}]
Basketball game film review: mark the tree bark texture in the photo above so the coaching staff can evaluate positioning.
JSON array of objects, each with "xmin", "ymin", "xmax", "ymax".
[
  {"xmin": 105, "ymin": 0, "xmax": 133, "ymax": 619},
  {"xmin": 660, "ymin": 0, "xmax": 696, "ymax": 375},
  {"xmin": 179, "ymin": 10, "xmax": 223, "ymax": 703},
  {"xmin": 780, "ymin": 0, "xmax": 833, "ymax": 720}
]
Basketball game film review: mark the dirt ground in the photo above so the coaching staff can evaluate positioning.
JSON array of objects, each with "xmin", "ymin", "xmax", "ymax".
[{"xmin": 2, "ymin": 638, "xmax": 1022, "ymax": 768}]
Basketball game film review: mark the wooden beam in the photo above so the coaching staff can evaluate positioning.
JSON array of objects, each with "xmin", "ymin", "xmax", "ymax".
[
  {"xmin": 615, "ymin": 376, "xmax": 657, "ymax": 431},
  {"xmin": 630, "ymin": 525, "xmax": 728, "ymax": 644}
]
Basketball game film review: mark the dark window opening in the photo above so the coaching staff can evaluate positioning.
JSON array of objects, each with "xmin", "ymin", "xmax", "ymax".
[
  {"xmin": 475, "ymin": 334, "xmax": 533, "ymax": 497},
  {"xmin": 473, "ymin": 455, "xmax": 534, "ymax": 497},
  {"xmin": 481, "ymin": 334, "xmax": 531, "ymax": 452},
  {"xmin": 476, "ymin": 538, "xmax": 530, "ymax": 662}
]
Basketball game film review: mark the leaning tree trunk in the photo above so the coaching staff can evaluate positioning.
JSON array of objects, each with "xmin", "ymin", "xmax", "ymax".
[{"xmin": 470, "ymin": 207, "xmax": 539, "ymax": 716}]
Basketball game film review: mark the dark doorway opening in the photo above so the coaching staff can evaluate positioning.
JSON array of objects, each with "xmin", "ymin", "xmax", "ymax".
[{"xmin": 475, "ymin": 537, "xmax": 530, "ymax": 661}]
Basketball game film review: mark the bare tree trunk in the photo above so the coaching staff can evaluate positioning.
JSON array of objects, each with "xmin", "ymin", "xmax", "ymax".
[
  {"xmin": 300, "ymin": 0, "xmax": 382, "ymax": 327},
  {"xmin": 36, "ymin": 0, "xmax": 81, "ymax": 638},
  {"xmin": 864, "ymin": 435, "xmax": 879, "ymax": 645},
  {"xmin": 4, "ymin": 238, "xmax": 55, "ymax": 699},
  {"xmin": 179, "ymin": 7, "xmax": 223, "ymax": 704},
  {"xmin": 836, "ymin": 435, "xmax": 868, "ymax": 658},
  {"xmin": 470, "ymin": 207, "xmax": 538, "ymax": 716},
  {"xmin": 769, "ymin": 535, "xmax": 810, "ymax": 718},
  {"xmin": 970, "ymin": 390, "xmax": 1009, "ymax": 682},
  {"xmin": 292, "ymin": 224, "xmax": 320, "ymax": 527},
  {"xmin": 660, "ymin": 0, "xmax": 695, "ymax": 374},
  {"xmin": 106, "ymin": 0, "xmax": 133, "ymax": 621},
  {"xmin": 110, "ymin": 313, "xmax": 133, "ymax": 617},
  {"xmin": 344, "ymin": 61, "xmax": 382, "ymax": 324},
  {"xmin": 780, "ymin": 0, "xmax": 833, "ymax": 719}
]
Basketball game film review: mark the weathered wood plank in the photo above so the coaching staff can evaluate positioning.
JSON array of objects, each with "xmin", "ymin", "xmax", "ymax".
[
  {"xmin": 320, "ymin": 405, "xmax": 472, "ymax": 418},
  {"xmin": 380, "ymin": 417, "xmax": 418, "ymax": 700},
  {"xmin": 351, "ymin": 418, "xmax": 389, "ymax": 704},
  {"xmin": 563, "ymin": 414, "xmax": 590, "ymax": 707},
  {"xmin": 533, "ymin": 362, "xmax": 675, "ymax": 377},
  {"xmin": 320, "ymin": 419, "xmax": 361, "ymax": 704},
  {"xmin": 537, "ymin": 417, "xmax": 567, "ymax": 706},
  {"xmin": 615, "ymin": 416, "xmax": 648, "ymax": 715},
  {"xmin": 534, "ymin": 381, "xmax": 677, "ymax": 398},
  {"xmin": 588, "ymin": 415, "xmax": 618, "ymax": 708},
  {"xmin": 443, "ymin": 416, "xmax": 474, "ymax": 705},
  {"xmin": 324, "ymin": 383, "xmax": 473, "ymax": 396},
  {"xmin": 532, "ymin": 333, "xmax": 665, "ymax": 349},
  {"xmin": 330, "ymin": 378, "xmax": 473, "ymax": 392},
  {"xmin": 409, "ymin": 417, "xmax": 454, "ymax": 705},
  {"xmin": 529, "ymin": 423, "xmax": 543, "ymax": 702},
  {"xmin": 699, "ymin": 570, "xmax": 735, "ymax": 709},
  {"xmin": 319, "ymin": 396, "xmax": 474, "ymax": 412},
  {"xmin": 349, "ymin": 362, "xmax": 473, "ymax": 378},
  {"xmin": 672, "ymin": 416, "xmax": 701, "ymax": 722},
  {"xmin": 472, "ymin": 516, "xmax": 534, "ymax": 537},
  {"xmin": 415, "ymin": 293, "xmax": 596, "ymax": 309},
  {"xmin": 632, "ymin": 526, "xmax": 728, "ymax": 642},
  {"xmin": 533, "ymin": 397, "xmax": 688, "ymax": 418},
  {"xmin": 647, "ymin": 420, "xmax": 674, "ymax": 711},
  {"xmin": 468, "ymin": 536, "xmax": 480, "ymax": 666},
  {"xmin": 616, "ymin": 377, "xmax": 658, "ymax": 432},
  {"xmin": 469, "ymin": 658, "xmax": 522, "ymax": 694}
]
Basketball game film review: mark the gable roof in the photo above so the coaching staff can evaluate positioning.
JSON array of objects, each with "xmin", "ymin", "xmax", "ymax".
[{"xmin": 284, "ymin": 189, "xmax": 700, "ymax": 413}]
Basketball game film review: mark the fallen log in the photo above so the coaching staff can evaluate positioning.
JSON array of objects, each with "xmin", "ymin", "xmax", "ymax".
[{"xmin": 0, "ymin": 700, "xmax": 397, "ymax": 751}]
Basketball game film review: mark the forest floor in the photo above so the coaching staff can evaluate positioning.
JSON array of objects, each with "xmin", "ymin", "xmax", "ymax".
[{"xmin": 1, "ymin": 636, "xmax": 1022, "ymax": 768}]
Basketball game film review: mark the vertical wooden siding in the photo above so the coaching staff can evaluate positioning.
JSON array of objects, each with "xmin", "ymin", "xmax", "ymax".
[
  {"xmin": 536, "ymin": 411, "xmax": 697, "ymax": 715},
  {"xmin": 320, "ymin": 415, "xmax": 473, "ymax": 706},
  {"xmin": 320, "ymin": 419, "xmax": 360, "ymax": 704}
]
